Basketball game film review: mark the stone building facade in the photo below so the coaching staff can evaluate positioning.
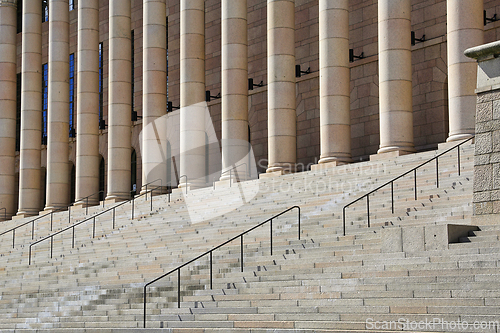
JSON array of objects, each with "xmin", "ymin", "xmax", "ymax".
[{"xmin": 0, "ymin": 0, "xmax": 499, "ymax": 218}]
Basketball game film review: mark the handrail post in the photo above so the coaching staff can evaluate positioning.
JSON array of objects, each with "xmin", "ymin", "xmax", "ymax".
[
  {"xmin": 12, "ymin": 229, "xmax": 15, "ymax": 248},
  {"xmin": 112, "ymin": 208, "xmax": 116, "ymax": 229},
  {"xmin": 50, "ymin": 236, "xmax": 53, "ymax": 258},
  {"xmin": 240, "ymin": 235, "xmax": 244, "ymax": 272},
  {"xmin": 32, "ymin": 220, "xmax": 35, "ymax": 240},
  {"xmin": 86, "ymin": 197, "xmax": 89, "ymax": 215},
  {"xmin": 132, "ymin": 196, "xmax": 135, "ymax": 219},
  {"xmin": 72, "ymin": 226, "xmax": 75, "ymax": 248},
  {"xmin": 391, "ymin": 181, "xmax": 394, "ymax": 214},
  {"xmin": 367, "ymin": 195, "xmax": 370, "ymax": 228},
  {"xmin": 93, "ymin": 217, "xmax": 96, "ymax": 238},
  {"xmin": 436, "ymin": 158, "xmax": 439, "ymax": 188},
  {"xmin": 177, "ymin": 269, "xmax": 181, "ymax": 308},
  {"xmin": 342, "ymin": 206, "xmax": 346, "ymax": 236},
  {"xmin": 270, "ymin": 219, "xmax": 273, "ymax": 256},
  {"xmin": 458, "ymin": 146, "xmax": 461, "ymax": 176},
  {"xmin": 68, "ymin": 206, "xmax": 71, "ymax": 224},
  {"xmin": 298, "ymin": 206, "xmax": 301, "ymax": 240},
  {"xmin": 145, "ymin": 184, "xmax": 148, "ymax": 201},
  {"xmin": 414, "ymin": 169, "xmax": 417, "ymax": 200},
  {"xmin": 210, "ymin": 251, "xmax": 213, "ymax": 289},
  {"xmin": 150, "ymin": 189, "xmax": 153, "ymax": 211},
  {"xmin": 143, "ymin": 286, "xmax": 147, "ymax": 328},
  {"xmin": 50, "ymin": 212, "xmax": 53, "ymax": 231}
]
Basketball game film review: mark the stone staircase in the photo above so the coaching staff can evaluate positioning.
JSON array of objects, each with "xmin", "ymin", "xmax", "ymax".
[{"xmin": 1, "ymin": 141, "xmax": 496, "ymax": 333}]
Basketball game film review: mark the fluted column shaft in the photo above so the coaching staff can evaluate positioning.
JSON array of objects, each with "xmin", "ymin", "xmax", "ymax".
[
  {"xmin": 75, "ymin": 0, "xmax": 100, "ymax": 206},
  {"xmin": 179, "ymin": 0, "xmax": 206, "ymax": 188},
  {"xmin": 266, "ymin": 0, "xmax": 296, "ymax": 174},
  {"xmin": 106, "ymin": 0, "xmax": 132, "ymax": 202},
  {"xmin": 0, "ymin": 0, "xmax": 17, "ymax": 219},
  {"xmin": 45, "ymin": 0, "xmax": 70, "ymax": 210},
  {"xmin": 318, "ymin": 0, "xmax": 351, "ymax": 165},
  {"xmin": 17, "ymin": 0, "xmax": 42, "ymax": 217},
  {"xmin": 220, "ymin": 0, "xmax": 249, "ymax": 181},
  {"xmin": 377, "ymin": 0, "xmax": 414, "ymax": 154},
  {"xmin": 446, "ymin": 0, "xmax": 483, "ymax": 142},
  {"xmin": 142, "ymin": 0, "xmax": 167, "ymax": 187}
]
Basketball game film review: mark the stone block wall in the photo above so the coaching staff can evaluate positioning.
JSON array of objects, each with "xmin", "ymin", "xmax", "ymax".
[{"xmin": 473, "ymin": 89, "xmax": 500, "ymax": 215}]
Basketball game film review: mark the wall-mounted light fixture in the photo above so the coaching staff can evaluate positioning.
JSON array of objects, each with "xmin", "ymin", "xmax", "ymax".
[
  {"xmin": 167, "ymin": 101, "xmax": 180, "ymax": 113},
  {"xmin": 411, "ymin": 31, "xmax": 426, "ymax": 45},
  {"xmin": 484, "ymin": 10, "xmax": 498, "ymax": 25},
  {"xmin": 248, "ymin": 78, "xmax": 265, "ymax": 90},
  {"xmin": 349, "ymin": 49, "xmax": 364, "ymax": 63},
  {"xmin": 295, "ymin": 65, "xmax": 311, "ymax": 78},
  {"xmin": 205, "ymin": 90, "xmax": 221, "ymax": 102}
]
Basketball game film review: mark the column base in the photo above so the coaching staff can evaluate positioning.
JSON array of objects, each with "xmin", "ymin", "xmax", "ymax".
[
  {"xmin": 14, "ymin": 211, "xmax": 39, "ymax": 219},
  {"xmin": 312, "ymin": 156, "xmax": 352, "ymax": 171},
  {"xmin": 446, "ymin": 133, "xmax": 474, "ymax": 143},
  {"xmin": 370, "ymin": 149, "xmax": 415, "ymax": 161},
  {"xmin": 105, "ymin": 195, "xmax": 128, "ymax": 204}
]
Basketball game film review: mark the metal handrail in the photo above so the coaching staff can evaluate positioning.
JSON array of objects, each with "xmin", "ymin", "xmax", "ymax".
[
  {"xmin": 342, "ymin": 136, "xmax": 474, "ymax": 236},
  {"xmin": 0, "ymin": 208, "xmax": 6, "ymax": 221},
  {"xmin": 141, "ymin": 179, "xmax": 163, "ymax": 201},
  {"xmin": 178, "ymin": 175, "xmax": 188, "ymax": 194},
  {"xmin": 76, "ymin": 190, "xmax": 105, "ymax": 215},
  {"xmin": 0, "ymin": 205, "xmax": 71, "ymax": 249},
  {"xmin": 143, "ymin": 205, "xmax": 301, "ymax": 328},
  {"xmin": 28, "ymin": 185, "xmax": 162, "ymax": 265},
  {"xmin": 220, "ymin": 162, "xmax": 248, "ymax": 187}
]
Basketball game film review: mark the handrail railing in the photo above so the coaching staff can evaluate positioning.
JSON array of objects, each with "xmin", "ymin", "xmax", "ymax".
[
  {"xmin": 141, "ymin": 179, "xmax": 163, "ymax": 201},
  {"xmin": 76, "ymin": 190, "xmax": 105, "ymax": 215},
  {"xmin": 143, "ymin": 205, "xmax": 301, "ymax": 328},
  {"xmin": 29, "ymin": 185, "xmax": 162, "ymax": 265},
  {"xmin": 0, "ymin": 208, "xmax": 6, "ymax": 221},
  {"xmin": 0, "ymin": 205, "xmax": 71, "ymax": 249},
  {"xmin": 342, "ymin": 136, "xmax": 474, "ymax": 236},
  {"xmin": 220, "ymin": 162, "xmax": 248, "ymax": 187}
]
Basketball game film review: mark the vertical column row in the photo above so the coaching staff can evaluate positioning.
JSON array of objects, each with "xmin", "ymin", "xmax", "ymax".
[
  {"xmin": 377, "ymin": 0, "xmax": 414, "ymax": 155},
  {"xmin": 318, "ymin": 0, "xmax": 351, "ymax": 166},
  {"xmin": 0, "ymin": 0, "xmax": 17, "ymax": 219},
  {"xmin": 446, "ymin": 0, "xmax": 484, "ymax": 142},
  {"xmin": 179, "ymin": 0, "xmax": 206, "ymax": 188},
  {"xmin": 106, "ymin": 0, "xmax": 132, "ymax": 202},
  {"xmin": 75, "ymin": 0, "xmax": 100, "ymax": 206},
  {"xmin": 220, "ymin": 0, "xmax": 249, "ymax": 181},
  {"xmin": 266, "ymin": 0, "xmax": 296, "ymax": 174},
  {"xmin": 142, "ymin": 0, "xmax": 167, "ymax": 188},
  {"xmin": 17, "ymin": 0, "xmax": 42, "ymax": 217},
  {"xmin": 45, "ymin": 0, "xmax": 70, "ymax": 211}
]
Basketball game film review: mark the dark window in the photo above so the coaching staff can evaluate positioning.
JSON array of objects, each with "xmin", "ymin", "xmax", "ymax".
[
  {"xmin": 17, "ymin": 0, "xmax": 22, "ymax": 33},
  {"xmin": 69, "ymin": 53, "xmax": 75, "ymax": 136},
  {"xmin": 16, "ymin": 73, "xmax": 21, "ymax": 151},
  {"xmin": 99, "ymin": 42, "xmax": 103, "ymax": 122},
  {"xmin": 131, "ymin": 29, "xmax": 135, "ymax": 113},
  {"xmin": 99, "ymin": 156, "xmax": 105, "ymax": 201},
  {"xmin": 70, "ymin": 164, "xmax": 76, "ymax": 203},
  {"xmin": 131, "ymin": 149, "xmax": 137, "ymax": 194},
  {"xmin": 42, "ymin": 63, "xmax": 48, "ymax": 144},
  {"xmin": 42, "ymin": 0, "xmax": 48, "ymax": 23}
]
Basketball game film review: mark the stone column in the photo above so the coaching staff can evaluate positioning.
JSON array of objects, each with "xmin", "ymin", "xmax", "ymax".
[
  {"xmin": 266, "ymin": 0, "xmax": 296, "ymax": 174},
  {"xmin": 142, "ymin": 0, "xmax": 167, "ymax": 188},
  {"xmin": 220, "ymin": 0, "xmax": 249, "ymax": 181},
  {"xmin": 75, "ymin": 0, "xmax": 100, "ymax": 206},
  {"xmin": 179, "ymin": 0, "xmax": 206, "ymax": 188},
  {"xmin": 0, "ymin": 0, "xmax": 17, "ymax": 219},
  {"xmin": 446, "ymin": 0, "xmax": 483, "ymax": 142},
  {"xmin": 45, "ymin": 0, "xmax": 70, "ymax": 211},
  {"xmin": 17, "ymin": 0, "xmax": 42, "ymax": 217},
  {"xmin": 106, "ymin": 0, "xmax": 132, "ymax": 202},
  {"xmin": 318, "ymin": 0, "xmax": 351, "ymax": 166},
  {"xmin": 377, "ymin": 0, "xmax": 414, "ymax": 155}
]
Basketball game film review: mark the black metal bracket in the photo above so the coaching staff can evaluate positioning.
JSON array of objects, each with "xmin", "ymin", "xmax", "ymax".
[
  {"xmin": 295, "ymin": 65, "xmax": 311, "ymax": 78},
  {"xmin": 349, "ymin": 49, "xmax": 364, "ymax": 62},
  {"xmin": 205, "ymin": 90, "xmax": 221, "ymax": 102},
  {"xmin": 411, "ymin": 31, "xmax": 426, "ymax": 45},
  {"xmin": 131, "ymin": 111, "xmax": 142, "ymax": 122},
  {"xmin": 248, "ymin": 78, "xmax": 265, "ymax": 90},
  {"xmin": 99, "ymin": 119, "xmax": 107, "ymax": 130},
  {"xmin": 167, "ymin": 101, "xmax": 180, "ymax": 113},
  {"xmin": 484, "ymin": 10, "xmax": 498, "ymax": 25}
]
